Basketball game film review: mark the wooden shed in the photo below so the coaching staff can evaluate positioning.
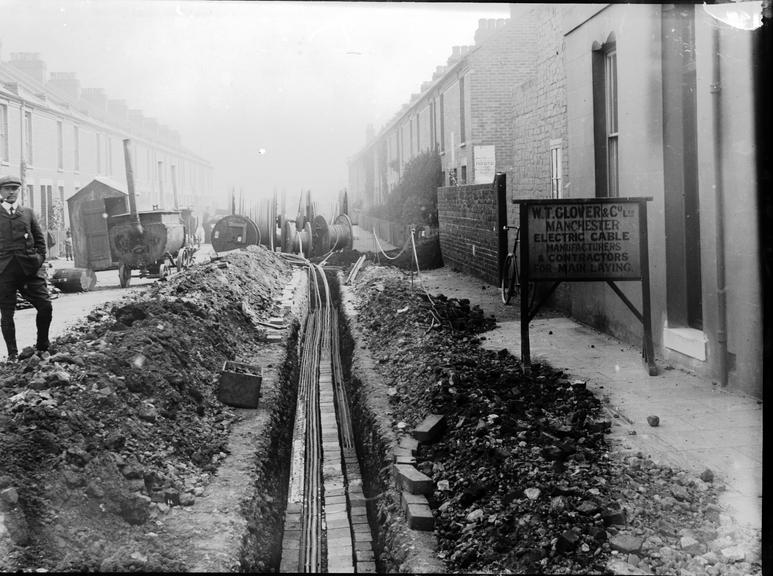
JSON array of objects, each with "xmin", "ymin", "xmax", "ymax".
[{"xmin": 67, "ymin": 177, "xmax": 128, "ymax": 271}]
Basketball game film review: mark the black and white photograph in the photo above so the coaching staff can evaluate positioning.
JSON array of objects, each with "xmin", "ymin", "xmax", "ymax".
[{"xmin": 0, "ymin": 1, "xmax": 766, "ymax": 573}]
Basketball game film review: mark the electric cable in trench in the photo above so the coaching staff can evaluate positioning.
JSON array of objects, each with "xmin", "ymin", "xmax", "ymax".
[{"xmin": 279, "ymin": 261, "xmax": 376, "ymax": 573}]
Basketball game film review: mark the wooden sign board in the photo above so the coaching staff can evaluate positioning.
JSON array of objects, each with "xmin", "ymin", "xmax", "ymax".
[
  {"xmin": 527, "ymin": 199, "xmax": 642, "ymax": 280},
  {"xmin": 510, "ymin": 196, "xmax": 656, "ymax": 375}
]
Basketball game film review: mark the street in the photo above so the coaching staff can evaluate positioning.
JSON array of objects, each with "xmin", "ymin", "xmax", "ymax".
[{"xmin": 9, "ymin": 246, "xmax": 216, "ymax": 359}]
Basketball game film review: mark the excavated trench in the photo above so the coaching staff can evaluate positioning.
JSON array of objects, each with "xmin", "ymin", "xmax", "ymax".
[
  {"xmin": 334, "ymin": 271, "xmax": 443, "ymax": 573},
  {"xmin": 237, "ymin": 267, "xmax": 439, "ymax": 573}
]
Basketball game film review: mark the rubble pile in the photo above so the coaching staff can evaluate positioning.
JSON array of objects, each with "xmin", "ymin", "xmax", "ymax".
[
  {"xmin": 0, "ymin": 247, "xmax": 291, "ymax": 571},
  {"xmin": 349, "ymin": 265, "xmax": 761, "ymax": 575}
]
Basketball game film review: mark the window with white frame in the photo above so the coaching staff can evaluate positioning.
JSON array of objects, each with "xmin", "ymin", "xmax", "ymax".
[
  {"xmin": 23, "ymin": 111, "xmax": 33, "ymax": 165},
  {"xmin": 592, "ymin": 34, "xmax": 619, "ymax": 197},
  {"xmin": 550, "ymin": 141, "xmax": 562, "ymax": 198},
  {"xmin": 96, "ymin": 133, "xmax": 102, "ymax": 173},
  {"xmin": 439, "ymin": 93, "xmax": 445, "ymax": 152},
  {"xmin": 57, "ymin": 121, "xmax": 64, "ymax": 171},
  {"xmin": 605, "ymin": 45, "xmax": 619, "ymax": 197},
  {"xmin": 107, "ymin": 137, "xmax": 113, "ymax": 176},
  {"xmin": 73, "ymin": 125, "xmax": 80, "ymax": 172},
  {"xmin": 430, "ymin": 99, "xmax": 436, "ymax": 150},
  {"xmin": 416, "ymin": 113, "xmax": 420, "ymax": 153},
  {"xmin": 459, "ymin": 75, "xmax": 466, "ymax": 144},
  {"xmin": 0, "ymin": 104, "xmax": 8, "ymax": 162}
]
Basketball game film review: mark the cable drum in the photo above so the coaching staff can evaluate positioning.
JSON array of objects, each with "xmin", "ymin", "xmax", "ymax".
[
  {"xmin": 311, "ymin": 213, "xmax": 353, "ymax": 257},
  {"xmin": 211, "ymin": 214, "xmax": 260, "ymax": 253},
  {"xmin": 311, "ymin": 215, "xmax": 329, "ymax": 257},
  {"xmin": 255, "ymin": 213, "xmax": 281, "ymax": 251},
  {"xmin": 283, "ymin": 219, "xmax": 313, "ymax": 256},
  {"xmin": 327, "ymin": 214, "xmax": 353, "ymax": 252},
  {"xmin": 253, "ymin": 199, "xmax": 282, "ymax": 251}
]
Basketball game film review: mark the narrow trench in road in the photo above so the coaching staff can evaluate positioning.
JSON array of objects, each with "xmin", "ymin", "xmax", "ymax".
[{"xmin": 241, "ymin": 267, "xmax": 390, "ymax": 573}]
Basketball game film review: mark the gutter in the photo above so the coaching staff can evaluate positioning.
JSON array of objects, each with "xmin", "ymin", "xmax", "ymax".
[{"xmin": 710, "ymin": 24, "xmax": 729, "ymax": 386}]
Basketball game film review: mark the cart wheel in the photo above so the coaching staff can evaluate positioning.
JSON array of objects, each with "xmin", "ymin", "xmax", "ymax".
[{"xmin": 119, "ymin": 263, "xmax": 131, "ymax": 288}]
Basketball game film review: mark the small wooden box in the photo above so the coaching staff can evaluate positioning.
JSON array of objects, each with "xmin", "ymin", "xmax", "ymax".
[{"xmin": 217, "ymin": 361, "xmax": 262, "ymax": 408}]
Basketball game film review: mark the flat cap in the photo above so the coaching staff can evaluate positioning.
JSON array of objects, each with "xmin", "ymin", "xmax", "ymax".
[{"xmin": 0, "ymin": 175, "xmax": 22, "ymax": 187}]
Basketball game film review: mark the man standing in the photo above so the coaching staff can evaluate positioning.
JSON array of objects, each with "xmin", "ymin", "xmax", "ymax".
[
  {"xmin": 0, "ymin": 175, "xmax": 52, "ymax": 361},
  {"xmin": 65, "ymin": 229, "xmax": 73, "ymax": 260}
]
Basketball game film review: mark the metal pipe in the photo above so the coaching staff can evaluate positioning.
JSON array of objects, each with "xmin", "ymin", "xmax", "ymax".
[
  {"xmin": 710, "ymin": 24, "xmax": 728, "ymax": 386},
  {"xmin": 122, "ymin": 139, "xmax": 142, "ymax": 230},
  {"xmin": 170, "ymin": 164, "xmax": 179, "ymax": 209}
]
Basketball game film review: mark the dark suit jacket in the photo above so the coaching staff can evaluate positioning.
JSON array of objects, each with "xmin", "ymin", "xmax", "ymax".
[{"xmin": 0, "ymin": 205, "xmax": 46, "ymax": 276}]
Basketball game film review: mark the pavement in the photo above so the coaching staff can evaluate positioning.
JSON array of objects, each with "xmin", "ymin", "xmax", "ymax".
[{"xmin": 351, "ymin": 225, "xmax": 763, "ymax": 535}]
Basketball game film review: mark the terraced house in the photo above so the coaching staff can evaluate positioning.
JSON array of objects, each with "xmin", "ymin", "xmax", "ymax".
[
  {"xmin": 350, "ymin": 4, "xmax": 764, "ymax": 397},
  {"xmin": 0, "ymin": 49, "xmax": 212, "ymax": 257},
  {"xmin": 347, "ymin": 10, "xmax": 539, "ymax": 210},
  {"xmin": 551, "ymin": 4, "xmax": 762, "ymax": 397}
]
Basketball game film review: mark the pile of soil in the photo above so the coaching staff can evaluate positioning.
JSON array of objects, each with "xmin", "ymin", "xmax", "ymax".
[
  {"xmin": 0, "ymin": 246, "xmax": 291, "ymax": 571},
  {"xmin": 347, "ymin": 264, "xmax": 761, "ymax": 575}
]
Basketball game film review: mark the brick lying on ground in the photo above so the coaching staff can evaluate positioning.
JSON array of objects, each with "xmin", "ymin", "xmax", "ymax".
[
  {"xmin": 399, "ymin": 436, "xmax": 420, "ymax": 455},
  {"xmin": 412, "ymin": 414, "xmax": 445, "ymax": 443},
  {"xmin": 393, "ymin": 464, "xmax": 433, "ymax": 495},
  {"xmin": 401, "ymin": 491, "xmax": 435, "ymax": 531}
]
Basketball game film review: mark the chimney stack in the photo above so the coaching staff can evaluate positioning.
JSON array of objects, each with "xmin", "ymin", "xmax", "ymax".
[
  {"xmin": 47, "ymin": 72, "xmax": 81, "ymax": 102},
  {"xmin": 9, "ymin": 52, "xmax": 46, "ymax": 85}
]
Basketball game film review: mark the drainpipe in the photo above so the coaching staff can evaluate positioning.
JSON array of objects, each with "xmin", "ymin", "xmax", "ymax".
[{"xmin": 710, "ymin": 24, "xmax": 728, "ymax": 386}]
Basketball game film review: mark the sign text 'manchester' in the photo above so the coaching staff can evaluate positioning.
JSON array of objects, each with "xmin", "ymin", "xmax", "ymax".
[{"xmin": 527, "ymin": 200, "xmax": 642, "ymax": 280}]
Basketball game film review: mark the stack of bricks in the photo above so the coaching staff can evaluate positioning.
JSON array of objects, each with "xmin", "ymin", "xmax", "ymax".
[
  {"xmin": 342, "ymin": 447, "xmax": 376, "ymax": 573},
  {"xmin": 393, "ymin": 414, "xmax": 446, "ymax": 531},
  {"xmin": 279, "ymin": 501, "xmax": 302, "ymax": 572},
  {"xmin": 275, "ymin": 269, "xmax": 303, "ymax": 316},
  {"xmin": 319, "ymin": 357, "xmax": 354, "ymax": 573}
]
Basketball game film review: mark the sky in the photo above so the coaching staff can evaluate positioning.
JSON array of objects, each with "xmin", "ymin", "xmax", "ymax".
[{"xmin": 0, "ymin": 0, "xmax": 511, "ymax": 212}]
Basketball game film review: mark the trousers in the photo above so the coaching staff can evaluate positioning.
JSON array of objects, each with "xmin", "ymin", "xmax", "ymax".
[{"xmin": 0, "ymin": 258, "xmax": 52, "ymax": 355}]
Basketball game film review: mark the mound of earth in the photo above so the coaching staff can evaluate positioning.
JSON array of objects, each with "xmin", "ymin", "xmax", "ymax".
[{"xmin": 0, "ymin": 246, "xmax": 291, "ymax": 571}]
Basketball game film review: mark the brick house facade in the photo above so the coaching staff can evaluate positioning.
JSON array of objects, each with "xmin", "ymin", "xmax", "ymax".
[
  {"xmin": 348, "ymin": 8, "xmax": 540, "ymax": 214},
  {"xmin": 0, "ymin": 51, "xmax": 212, "ymax": 256},
  {"xmin": 351, "ymin": 4, "xmax": 763, "ymax": 397}
]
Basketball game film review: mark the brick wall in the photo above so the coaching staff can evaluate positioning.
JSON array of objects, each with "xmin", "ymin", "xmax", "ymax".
[
  {"xmin": 470, "ymin": 13, "xmax": 540, "ymax": 183},
  {"xmin": 511, "ymin": 4, "xmax": 568, "ymax": 220},
  {"xmin": 437, "ymin": 183, "xmax": 499, "ymax": 284}
]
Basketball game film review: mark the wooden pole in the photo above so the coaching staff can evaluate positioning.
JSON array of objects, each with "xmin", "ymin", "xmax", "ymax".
[
  {"xmin": 639, "ymin": 200, "xmax": 657, "ymax": 375},
  {"xmin": 520, "ymin": 203, "xmax": 531, "ymax": 373}
]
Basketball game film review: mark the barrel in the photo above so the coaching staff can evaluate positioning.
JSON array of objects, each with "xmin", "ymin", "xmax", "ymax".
[{"xmin": 51, "ymin": 268, "xmax": 97, "ymax": 292}]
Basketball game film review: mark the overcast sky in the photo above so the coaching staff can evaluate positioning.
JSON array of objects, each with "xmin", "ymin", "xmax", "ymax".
[{"xmin": 0, "ymin": 0, "xmax": 510, "ymax": 212}]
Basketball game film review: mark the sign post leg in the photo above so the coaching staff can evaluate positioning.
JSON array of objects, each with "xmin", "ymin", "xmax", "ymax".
[
  {"xmin": 520, "ymin": 206, "xmax": 531, "ymax": 373},
  {"xmin": 639, "ymin": 201, "xmax": 658, "ymax": 375}
]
